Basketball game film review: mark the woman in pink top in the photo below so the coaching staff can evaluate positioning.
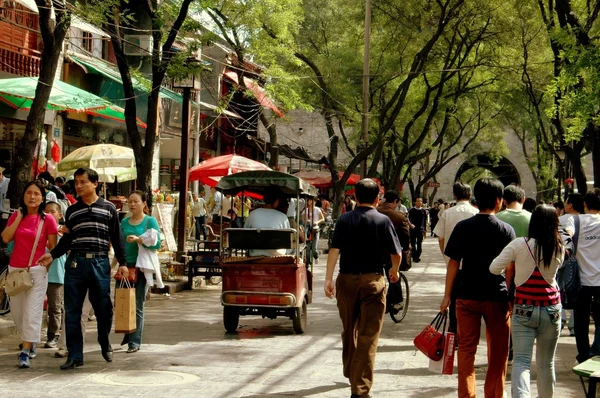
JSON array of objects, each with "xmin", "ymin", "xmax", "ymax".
[{"xmin": 1, "ymin": 180, "xmax": 58, "ymax": 369}]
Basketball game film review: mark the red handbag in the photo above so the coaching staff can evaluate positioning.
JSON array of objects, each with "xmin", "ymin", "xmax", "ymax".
[
  {"xmin": 414, "ymin": 312, "xmax": 447, "ymax": 361},
  {"xmin": 114, "ymin": 268, "xmax": 139, "ymax": 283}
]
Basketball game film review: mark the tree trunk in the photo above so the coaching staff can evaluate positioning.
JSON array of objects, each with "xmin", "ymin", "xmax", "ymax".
[
  {"xmin": 593, "ymin": 129, "xmax": 600, "ymax": 189},
  {"xmin": 259, "ymin": 111, "xmax": 279, "ymax": 169},
  {"xmin": 8, "ymin": 6, "xmax": 69, "ymax": 206}
]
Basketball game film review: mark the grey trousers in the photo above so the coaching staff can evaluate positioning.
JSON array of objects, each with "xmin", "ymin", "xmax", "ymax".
[{"xmin": 46, "ymin": 282, "xmax": 64, "ymax": 339}]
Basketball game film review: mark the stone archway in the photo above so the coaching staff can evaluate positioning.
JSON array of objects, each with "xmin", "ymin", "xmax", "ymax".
[{"xmin": 455, "ymin": 154, "xmax": 521, "ymax": 187}]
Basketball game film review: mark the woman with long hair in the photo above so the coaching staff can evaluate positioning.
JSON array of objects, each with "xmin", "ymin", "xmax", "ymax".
[
  {"xmin": 490, "ymin": 205, "xmax": 565, "ymax": 397},
  {"xmin": 118, "ymin": 190, "xmax": 161, "ymax": 353},
  {"xmin": 1, "ymin": 180, "xmax": 58, "ymax": 368}
]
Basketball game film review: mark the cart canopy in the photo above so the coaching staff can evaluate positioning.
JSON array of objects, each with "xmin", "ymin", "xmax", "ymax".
[{"xmin": 216, "ymin": 171, "xmax": 318, "ymax": 197}]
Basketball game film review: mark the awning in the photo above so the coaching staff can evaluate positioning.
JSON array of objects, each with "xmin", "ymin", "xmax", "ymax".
[
  {"xmin": 71, "ymin": 16, "xmax": 109, "ymax": 38},
  {"xmin": 223, "ymin": 70, "xmax": 283, "ymax": 118},
  {"xmin": 69, "ymin": 53, "xmax": 240, "ymax": 119}
]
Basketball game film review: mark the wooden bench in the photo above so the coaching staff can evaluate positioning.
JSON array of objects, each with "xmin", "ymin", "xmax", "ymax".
[{"xmin": 573, "ymin": 356, "xmax": 600, "ymax": 397}]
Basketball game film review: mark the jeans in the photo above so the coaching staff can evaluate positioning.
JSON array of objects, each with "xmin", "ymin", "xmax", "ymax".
[
  {"xmin": 306, "ymin": 230, "xmax": 320, "ymax": 266},
  {"xmin": 456, "ymin": 299, "xmax": 511, "ymax": 398},
  {"xmin": 336, "ymin": 273, "xmax": 386, "ymax": 396},
  {"xmin": 195, "ymin": 216, "xmax": 207, "ymax": 240},
  {"xmin": 64, "ymin": 255, "xmax": 113, "ymax": 362},
  {"xmin": 511, "ymin": 303, "xmax": 561, "ymax": 398},
  {"xmin": 573, "ymin": 285, "xmax": 600, "ymax": 363},
  {"xmin": 410, "ymin": 229, "xmax": 423, "ymax": 260},
  {"xmin": 120, "ymin": 268, "xmax": 148, "ymax": 349}
]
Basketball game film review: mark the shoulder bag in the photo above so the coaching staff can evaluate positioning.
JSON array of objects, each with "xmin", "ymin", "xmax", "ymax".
[
  {"xmin": 6, "ymin": 217, "xmax": 44, "ymax": 296},
  {"xmin": 557, "ymin": 215, "xmax": 581, "ymax": 309}
]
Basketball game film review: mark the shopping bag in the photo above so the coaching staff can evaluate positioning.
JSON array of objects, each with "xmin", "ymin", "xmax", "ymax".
[
  {"xmin": 428, "ymin": 332, "xmax": 456, "ymax": 374},
  {"xmin": 114, "ymin": 280, "xmax": 136, "ymax": 333},
  {"xmin": 414, "ymin": 312, "xmax": 447, "ymax": 361}
]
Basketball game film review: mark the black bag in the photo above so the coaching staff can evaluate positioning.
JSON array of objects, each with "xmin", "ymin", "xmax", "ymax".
[{"xmin": 557, "ymin": 215, "xmax": 581, "ymax": 309}]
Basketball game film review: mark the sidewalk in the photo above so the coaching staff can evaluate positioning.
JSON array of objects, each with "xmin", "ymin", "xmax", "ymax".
[{"xmin": 0, "ymin": 239, "xmax": 582, "ymax": 397}]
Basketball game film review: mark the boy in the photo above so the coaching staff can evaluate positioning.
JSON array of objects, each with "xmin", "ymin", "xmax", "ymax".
[{"xmin": 44, "ymin": 202, "xmax": 66, "ymax": 349}]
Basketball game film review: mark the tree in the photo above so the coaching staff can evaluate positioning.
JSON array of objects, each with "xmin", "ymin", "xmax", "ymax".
[
  {"xmin": 8, "ymin": 0, "xmax": 71, "ymax": 205},
  {"xmin": 84, "ymin": 0, "xmax": 195, "ymax": 198}
]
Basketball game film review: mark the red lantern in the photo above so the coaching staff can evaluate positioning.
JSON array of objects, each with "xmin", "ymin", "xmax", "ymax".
[{"xmin": 565, "ymin": 177, "xmax": 575, "ymax": 185}]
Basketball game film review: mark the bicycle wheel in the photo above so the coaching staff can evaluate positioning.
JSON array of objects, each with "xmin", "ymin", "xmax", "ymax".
[{"xmin": 390, "ymin": 272, "xmax": 409, "ymax": 323}]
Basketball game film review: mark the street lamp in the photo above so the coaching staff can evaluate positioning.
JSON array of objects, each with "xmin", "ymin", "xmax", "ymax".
[{"xmin": 173, "ymin": 57, "xmax": 201, "ymax": 259}]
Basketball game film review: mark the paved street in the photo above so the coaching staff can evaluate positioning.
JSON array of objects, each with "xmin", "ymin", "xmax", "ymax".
[{"xmin": 0, "ymin": 239, "xmax": 583, "ymax": 397}]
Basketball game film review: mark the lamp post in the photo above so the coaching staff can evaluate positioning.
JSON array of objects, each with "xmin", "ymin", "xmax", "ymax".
[{"xmin": 173, "ymin": 58, "xmax": 201, "ymax": 259}]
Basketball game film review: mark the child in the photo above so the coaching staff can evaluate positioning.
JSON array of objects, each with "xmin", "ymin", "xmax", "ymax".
[{"xmin": 44, "ymin": 202, "xmax": 66, "ymax": 348}]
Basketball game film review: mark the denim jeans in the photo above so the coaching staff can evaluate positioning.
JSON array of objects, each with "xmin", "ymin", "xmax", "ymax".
[
  {"xmin": 64, "ymin": 255, "xmax": 113, "ymax": 362},
  {"xmin": 195, "ymin": 216, "xmax": 206, "ymax": 240},
  {"xmin": 511, "ymin": 303, "xmax": 561, "ymax": 398},
  {"xmin": 122, "ymin": 269, "xmax": 148, "ymax": 349},
  {"xmin": 573, "ymin": 285, "xmax": 600, "ymax": 362}
]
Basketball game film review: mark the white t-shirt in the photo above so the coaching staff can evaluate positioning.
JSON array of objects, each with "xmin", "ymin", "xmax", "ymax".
[
  {"xmin": 222, "ymin": 196, "xmax": 232, "ymax": 216},
  {"xmin": 192, "ymin": 197, "xmax": 206, "ymax": 217},
  {"xmin": 304, "ymin": 206, "xmax": 323, "ymax": 228},
  {"xmin": 244, "ymin": 208, "xmax": 290, "ymax": 256},
  {"xmin": 433, "ymin": 200, "xmax": 479, "ymax": 262},
  {"xmin": 566, "ymin": 214, "xmax": 600, "ymax": 286},
  {"xmin": 211, "ymin": 191, "xmax": 223, "ymax": 215}
]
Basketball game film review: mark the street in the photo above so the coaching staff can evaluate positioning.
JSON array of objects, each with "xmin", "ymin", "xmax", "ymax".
[{"xmin": 0, "ymin": 239, "xmax": 583, "ymax": 397}]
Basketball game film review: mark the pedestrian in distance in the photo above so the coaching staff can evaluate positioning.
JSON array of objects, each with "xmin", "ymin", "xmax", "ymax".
[
  {"xmin": 118, "ymin": 190, "xmax": 161, "ymax": 353},
  {"xmin": 490, "ymin": 205, "xmax": 565, "ymax": 397},
  {"xmin": 496, "ymin": 184, "xmax": 531, "ymax": 238},
  {"xmin": 408, "ymin": 197, "xmax": 427, "ymax": 262},
  {"xmin": 325, "ymin": 178, "xmax": 402, "ymax": 398},
  {"xmin": 192, "ymin": 192, "xmax": 208, "ymax": 241},
  {"xmin": 440, "ymin": 178, "xmax": 515, "ymax": 398},
  {"xmin": 37, "ymin": 167, "xmax": 128, "ymax": 370},
  {"xmin": 1, "ymin": 180, "xmax": 58, "ymax": 369}
]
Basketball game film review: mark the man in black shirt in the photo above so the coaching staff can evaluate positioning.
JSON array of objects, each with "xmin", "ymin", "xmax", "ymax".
[
  {"xmin": 408, "ymin": 197, "xmax": 427, "ymax": 262},
  {"xmin": 38, "ymin": 168, "xmax": 128, "ymax": 370},
  {"xmin": 440, "ymin": 178, "xmax": 515, "ymax": 398},
  {"xmin": 325, "ymin": 179, "xmax": 402, "ymax": 398}
]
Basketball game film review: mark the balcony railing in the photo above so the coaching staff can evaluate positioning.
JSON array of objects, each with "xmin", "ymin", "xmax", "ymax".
[{"xmin": 0, "ymin": 45, "xmax": 40, "ymax": 77}]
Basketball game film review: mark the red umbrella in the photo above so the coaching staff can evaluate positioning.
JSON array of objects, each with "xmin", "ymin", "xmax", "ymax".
[
  {"xmin": 189, "ymin": 154, "xmax": 271, "ymax": 186},
  {"xmin": 292, "ymin": 170, "xmax": 361, "ymax": 188}
]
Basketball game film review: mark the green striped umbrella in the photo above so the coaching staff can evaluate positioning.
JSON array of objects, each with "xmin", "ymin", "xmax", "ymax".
[{"xmin": 0, "ymin": 77, "xmax": 147, "ymax": 128}]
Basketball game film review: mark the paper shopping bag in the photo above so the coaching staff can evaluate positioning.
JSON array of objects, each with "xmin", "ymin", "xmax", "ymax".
[
  {"xmin": 114, "ymin": 284, "xmax": 136, "ymax": 333},
  {"xmin": 428, "ymin": 332, "xmax": 456, "ymax": 375}
]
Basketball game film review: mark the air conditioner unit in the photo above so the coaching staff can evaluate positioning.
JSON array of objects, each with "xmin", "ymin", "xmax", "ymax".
[{"xmin": 123, "ymin": 35, "xmax": 153, "ymax": 56}]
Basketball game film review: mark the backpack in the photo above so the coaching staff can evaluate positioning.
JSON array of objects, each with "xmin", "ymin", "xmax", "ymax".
[{"xmin": 556, "ymin": 215, "xmax": 581, "ymax": 309}]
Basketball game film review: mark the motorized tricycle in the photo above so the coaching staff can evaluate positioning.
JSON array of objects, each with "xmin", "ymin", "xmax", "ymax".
[{"xmin": 215, "ymin": 171, "xmax": 317, "ymax": 334}]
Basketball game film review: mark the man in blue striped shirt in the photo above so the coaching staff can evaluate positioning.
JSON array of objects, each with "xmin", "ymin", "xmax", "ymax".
[{"xmin": 38, "ymin": 168, "xmax": 128, "ymax": 370}]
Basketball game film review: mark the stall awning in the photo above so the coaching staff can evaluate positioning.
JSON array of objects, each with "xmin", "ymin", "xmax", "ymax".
[
  {"xmin": 69, "ymin": 53, "xmax": 240, "ymax": 119},
  {"xmin": 223, "ymin": 70, "xmax": 283, "ymax": 118}
]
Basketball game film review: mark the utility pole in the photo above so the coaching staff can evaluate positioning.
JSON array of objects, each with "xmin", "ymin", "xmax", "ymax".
[{"xmin": 361, "ymin": 0, "xmax": 371, "ymax": 178}]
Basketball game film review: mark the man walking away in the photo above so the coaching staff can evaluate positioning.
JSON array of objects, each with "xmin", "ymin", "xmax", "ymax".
[
  {"xmin": 566, "ymin": 188, "xmax": 600, "ymax": 363},
  {"xmin": 377, "ymin": 190, "xmax": 411, "ymax": 312},
  {"xmin": 38, "ymin": 168, "xmax": 128, "ymax": 370},
  {"xmin": 440, "ymin": 178, "xmax": 515, "ymax": 398},
  {"xmin": 496, "ymin": 184, "xmax": 531, "ymax": 238},
  {"xmin": 325, "ymin": 179, "xmax": 402, "ymax": 398},
  {"xmin": 408, "ymin": 198, "xmax": 427, "ymax": 262},
  {"xmin": 433, "ymin": 182, "xmax": 478, "ymax": 336}
]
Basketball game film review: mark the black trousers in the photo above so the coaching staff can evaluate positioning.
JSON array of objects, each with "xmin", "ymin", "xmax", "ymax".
[
  {"xmin": 574, "ymin": 285, "xmax": 600, "ymax": 363},
  {"xmin": 410, "ymin": 229, "xmax": 424, "ymax": 260},
  {"xmin": 384, "ymin": 264, "xmax": 403, "ymax": 307}
]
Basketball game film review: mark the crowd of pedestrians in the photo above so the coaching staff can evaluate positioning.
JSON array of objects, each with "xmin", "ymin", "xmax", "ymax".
[{"xmin": 2, "ymin": 168, "xmax": 162, "ymax": 370}]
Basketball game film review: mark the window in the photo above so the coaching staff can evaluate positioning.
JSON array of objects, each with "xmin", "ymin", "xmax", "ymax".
[{"xmin": 82, "ymin": 31, "xmax": 93, "ymax": 53}]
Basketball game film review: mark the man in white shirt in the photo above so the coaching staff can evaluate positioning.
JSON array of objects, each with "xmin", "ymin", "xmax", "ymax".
[
  {"xmin": 566, "ymin": 188, "xmax": 600, "ymax": 363},
  {"xmin": 209, "ymin": 186, "xmax": 223, "ymax": 218},
  {"xmin": 192, "ymin": 192, "xmax": 208, "ymax": 240},
  {"xmin": 433, "ymin": 182, "xmax": 478, "ymax": 335},
  {"xmin": 244, "ymin": 187, "xmax": 290, "ymax": 257},
  {"xmin": 559, "ymin": 193, "xmax": 584, "ymax": 336}
]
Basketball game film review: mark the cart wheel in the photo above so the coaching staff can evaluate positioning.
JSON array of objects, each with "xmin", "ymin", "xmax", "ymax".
[
  {"xmin": 223, "ymin": 307, "xmax": 239, "ymax": 333},
  {"xmin": 292, "ymin": 299, "xmax": 307, "ymax": 334},
  {"xmin": 390, "ymin": 273, "xmax": 410, "ymax": 324}
]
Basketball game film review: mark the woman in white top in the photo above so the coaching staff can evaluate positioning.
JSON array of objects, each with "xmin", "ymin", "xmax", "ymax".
[
  {"xmin": 303, "ymin": 198, "xmax": 324, "ymax": 265},
  {"xmin": 490, "ymin": 205, "xmax": 565, "ymax": 398}
]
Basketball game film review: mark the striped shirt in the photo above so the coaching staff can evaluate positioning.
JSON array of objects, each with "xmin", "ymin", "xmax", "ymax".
[
  {"xmin": 515, "ymin": 267, "xmax": 560, "ymax": 306},
  {"xmin": 50, "ymin": 197, "xmax": 127, "ymax": 266}
]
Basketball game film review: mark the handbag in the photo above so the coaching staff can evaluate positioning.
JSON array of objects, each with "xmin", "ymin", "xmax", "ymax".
[
  {"xmin": 414, "ymin": 312, "xmax": 447, "ymax": 361},
  {"xmin": 557, "ymin": 215, "xmax": 581, "ymax": 309},
  {"xmin": 6, "ymin": 217, "xmax": 44, "ymax": 296}
]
